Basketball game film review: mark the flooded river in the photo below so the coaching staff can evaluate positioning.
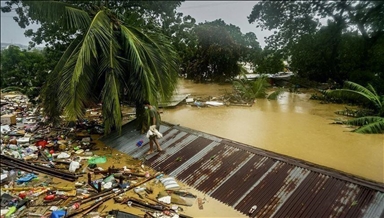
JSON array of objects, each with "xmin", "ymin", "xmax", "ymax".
[{"xmin": 161, "ymin": 79, "xmax": 384, "ymax": 183}]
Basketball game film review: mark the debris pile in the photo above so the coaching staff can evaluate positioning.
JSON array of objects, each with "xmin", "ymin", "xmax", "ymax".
[
  {"xmin": 1, "ymin": 93, "xmax": 198, "ymax": 218},
  {"xmin": 185, "ymin": 94, "xmax": 254, "ymax": 108}
]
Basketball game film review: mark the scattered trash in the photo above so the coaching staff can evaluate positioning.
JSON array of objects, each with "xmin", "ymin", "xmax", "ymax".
[
  {"xmin": 136, "ymin": 140, "xmax": 144, "ymax": 147},
  {"xmin": 16, "ymin": 173, "xmax": 37, "ymax": 184},
  {"xmin": 69, "ymin": 160, "xmax": 80, "ymax": 172},
  {"xmin": 57, "ymin": 152, "xmax": 70, "ymax": 159},
  {"xmin": 0, "ymin": 92, "xmax": 201, "ymax": 218},
  {"xmin": 158, "ymin": 195, "xmax": 171, "ymax": 204},
  {"xmin": 249, "ymin": 205, "xmax": 257, "ymax": 215},
  {"xmin": 88, "ymin": 156, "xmax": 107, "ymax": 164},
  {"xmin": 50, "ymin": 210, "xmax": 66, "ymax": 218},
  {"xmin": 160, "ymin": 177, "xmax": 180, "ymax": 190}
]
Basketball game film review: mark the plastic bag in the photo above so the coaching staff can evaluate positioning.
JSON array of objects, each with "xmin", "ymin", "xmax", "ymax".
[
  {"xmin": 69, "ymin": 161, "xmax": 80, "ymax": 172},
  {"xmin": 146, "ymin": 125, "xmax": 163, "ymax": 139},
  {"xmin": 88, "ymin": 156, "xmax": 107, "ymax": 164}
]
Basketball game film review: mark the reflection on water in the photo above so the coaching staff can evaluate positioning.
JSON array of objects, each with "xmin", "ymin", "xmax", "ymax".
[{"xmin": 162, "ymin": 79, "xmax": 384, "ymax": 183}]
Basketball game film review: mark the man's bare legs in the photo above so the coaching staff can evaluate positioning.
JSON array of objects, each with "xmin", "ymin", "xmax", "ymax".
[
  {"xmin": 154, "ymin": 138, "xmax": 162, "ymax": 151},
  {"xmin": 147, "ymin": 138, "xmax": 162, "ymax": 154}
]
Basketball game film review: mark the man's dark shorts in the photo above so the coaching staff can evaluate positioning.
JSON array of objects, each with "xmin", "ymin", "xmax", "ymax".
[{"xmin": 149, "ymin": 126, "xmax": 160, "ymax": 140}]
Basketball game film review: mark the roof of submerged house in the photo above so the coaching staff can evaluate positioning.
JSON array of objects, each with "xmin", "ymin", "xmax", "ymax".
[{"xmin": 102, "ymin": 121, "xmax": 384, "ymax": 218}]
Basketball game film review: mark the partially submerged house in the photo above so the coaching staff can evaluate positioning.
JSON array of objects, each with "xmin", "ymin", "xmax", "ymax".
[{"xmin": 102, "ymin": 121, "xmax": 384, "ymax": 218}]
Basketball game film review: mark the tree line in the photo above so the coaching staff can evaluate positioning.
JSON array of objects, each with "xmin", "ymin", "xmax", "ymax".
[
  {"xmin": 1, "ymin": 0, "xmax": 382, "ymax": 133},
  {"xmin": 249, "ymin": 1, "xmax": 384, "ymax": 93}
]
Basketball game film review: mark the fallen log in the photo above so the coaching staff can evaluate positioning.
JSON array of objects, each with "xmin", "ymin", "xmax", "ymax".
[
  {"xmin": 0, "ymin": 154, "xmax": 77, "ymax": 181},
  {"xmin": 0, "ymin": 162, "xmax": 39, "ymax": 175},
  {"xmin": 66, "ymin": 172, "xmax": 161, "ymax": 217}
]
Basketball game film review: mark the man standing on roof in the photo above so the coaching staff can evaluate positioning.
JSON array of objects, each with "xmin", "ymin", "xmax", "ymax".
[{"xmin": 143, "ymin": 100, "xmax": 162, "ymax": 155}]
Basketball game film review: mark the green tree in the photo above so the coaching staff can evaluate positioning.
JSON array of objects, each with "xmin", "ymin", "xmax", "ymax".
[
  {"xmin": 1, "ymin": 1, "xmax": 183, "ymax": 48},
  {"xmin": 324, "ymin": 81, "xmax": 384, "ymax": 134},
  {"xmin": 241, "ymin": 32, "xmax": 262, "ymax": 65},
  {"xmin": 186, "ymin": 21, "xmax": 241, "ymax": 83},
  {"xmin": 12, "ymin": 1, "xmax": 179, "ymax": 134},
  {"xmin": 202, "ymin": 19, "xmax": 262, "ymax": 66},
  {"xmin": 256, "ymin": 49, "xmax": 284, "ymax": 75},
  {"xmin": 161, "ymin": 13, "xmax": 198, "ymax": 77},
  {"xmin": 185, "ymin": 19, "xmax": 262, "ymax": 83},
  {"xmin": 290, "ymin": 22, "xmax": 353, "ymax": 83},
  {"xmin": 248, "ymin": 1, "xmax": 384, "ymax": 89},
  {"xmin": 0, "ymin": 45, "xmax": 50, "ymax": 103}
]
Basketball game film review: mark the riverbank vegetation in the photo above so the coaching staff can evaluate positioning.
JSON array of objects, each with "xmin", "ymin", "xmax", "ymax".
[
  {"xmin": 323, "ymin": 81, "xmax": 384, "ymax": 133},
  {"xmin": 1, "ymin": 1, "xmax": 383, "ymax": 134}
]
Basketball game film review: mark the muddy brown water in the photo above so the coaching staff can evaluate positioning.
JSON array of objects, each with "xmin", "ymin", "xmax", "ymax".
[{"xmin": 161, "ymin": 79, "xmax": 384, "ymax": 183}]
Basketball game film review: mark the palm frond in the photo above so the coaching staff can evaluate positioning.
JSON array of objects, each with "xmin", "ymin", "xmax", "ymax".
[
  {"xmin": 252, "ymin": 77, "xmax": 268, "ymax": 98},
  {"xmin": 101, "ymin": 70, "xmax": 122, "ymax": 135},
  {"xmin": 120, "ymin": 25, "xmax": 159, "ymax": 104},
  {"xmin": 366, "ymin": 83, "xmax": 378, "ymax": 97},
  {"xmin": 233, "ymin": 80, "xmax": 248, "ymax": 95},
  {"xmin": 345, "ymin": 116, "xmax": 384, "ymax": 126},
  {"xmin": 232, "ymin": 76, "xmax": 269, "ymax": 100},
  {"xmin": 59, "ymin": 10, "xmax": 112, "ymax": 121},
  {"xmin": 343, "ymin": 81, "xmax": 382, "ymax": 108},
  {"xmin": 325, "ymin": 81, "xmax": 383, "ymax": 112},
  {"xmin": 23, "ymin": 0, "xmax": 91, "ymax": 30},
  {"xmin": 325, "ymin": 89, "xmax": 370, "ymax": 102},
  {"xmin": 99, "ymin": 22, "xmax": 125, "ymax": 134},
  {"xmin": 40, "ymin": 35, "xmax": 83, "ymax": 124},
  {"xmin": 347, "ymin": 117, "xmax": 384, "ymax": 134},
  {"xmin": 139, "ymin": 32, "xmax": 179, "ymax": 103},
  {"xmin": 343, "ymin": 81, "xmax": 375, "ymax": 96}
]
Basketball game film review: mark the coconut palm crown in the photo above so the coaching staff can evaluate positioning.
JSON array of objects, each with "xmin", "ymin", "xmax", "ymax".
[
  {"xmin": 27, "ymin": 1, "xmax": 179, "ymax": 134},
  {"xmin": 325, "ymin": 81, "xmax": 384, "ymax": 134}
]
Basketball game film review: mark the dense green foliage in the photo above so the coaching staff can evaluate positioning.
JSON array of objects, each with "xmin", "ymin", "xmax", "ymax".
[
  {"xmin": 248, "ymin": 1, "xmax": 384, "ymax": 93},
  {"xmin": 0, "ymin": 45, "xmax": 53, "ymax": 103},
  {"xmin": 1, "ymin": 0, "xmax": 183, "ymax": 48},
  {"xmin": 324, "ymin": 81, "xmax": 384, "ymax": 133},
  {"xmin": 256, "ymin": 49, "xmax": 284, "ymax": 75},
  {"xmin": 185, "ymin": 20, "xmax": 241, "ymax": 83},
  {"xmin": 2, "ymin": 1, "xmax": 180, "ymax": 134},
  {"xmin": 2, "ymin": 1, "xmax": 267, "ymax": 84},
  {"xmin": 182, "ymin": 19, "xmax": 262, "ymax": 82}
]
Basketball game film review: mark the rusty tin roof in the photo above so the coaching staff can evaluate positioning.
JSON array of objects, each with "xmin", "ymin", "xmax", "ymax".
[{"xmin": 102, "ymin": 122, "xmax": 384, "ymax": 218}]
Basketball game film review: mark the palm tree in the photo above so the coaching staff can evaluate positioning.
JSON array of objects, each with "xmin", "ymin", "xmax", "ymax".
[
  {"xmin": 324, "ymin": 81, "xmax": 384, "ymax": 134},
  {"xmin": 26, "ymin": 1, "xmax": 179, "ymax": 134},
  {"xmin": 233, "ymin": 69, "xmax": 284, "ymax": 101}
]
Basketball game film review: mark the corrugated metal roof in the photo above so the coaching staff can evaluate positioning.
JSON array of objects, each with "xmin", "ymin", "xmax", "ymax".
[{"xmin": 102, "ymin": 122, "xmax": 384, "ymax": 217}]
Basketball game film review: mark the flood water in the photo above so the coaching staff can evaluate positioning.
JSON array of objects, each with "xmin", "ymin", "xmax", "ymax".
[{"xmin": 161, "ymin": 79, "xmax": 384, "ymax": 183}]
